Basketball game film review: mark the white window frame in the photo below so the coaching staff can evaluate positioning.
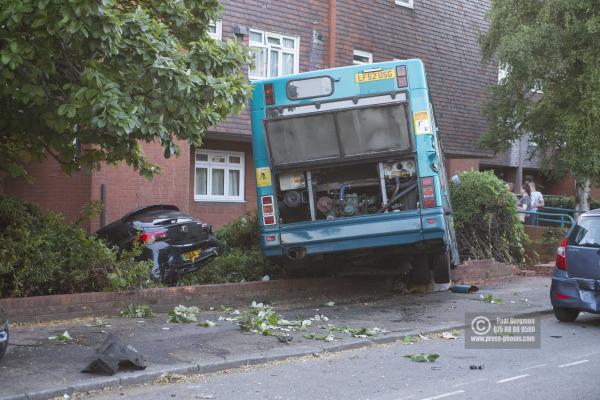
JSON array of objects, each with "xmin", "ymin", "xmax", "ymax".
[
  {"xmin": 395, "ymin": 0, "xmax": 414, "ymax": 8},
  {"xmin": 353, "ymin": 50, "xmax": 373, "ymax": 65},
  {"xmin": 248, "ymin": 29, "xmax": 300, "ymax": 80},
  {"xmin": 194, "ymin": 149, "xmax": 245, "ymax": 202},
  {"xmin": 208, "ymin": 20, "xmax": 222, "ymax": 41}
]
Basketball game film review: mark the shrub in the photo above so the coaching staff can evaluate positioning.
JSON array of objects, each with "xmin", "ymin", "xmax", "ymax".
[
  {"xmin": 0, "ymin": 196, "xmax": 153, "ymax": 297},
  {"xmin": 450, "ymin": 171, "xmax": 527, "ymax": 264},
  {"xmin": 182, "ymin": 212, "xmax": 281, "ymax": 285}
]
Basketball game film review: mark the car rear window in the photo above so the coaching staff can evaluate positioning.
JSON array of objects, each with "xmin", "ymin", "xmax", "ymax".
[{"xmin": 568, "ymin": 217, "xmax": 600, "ymax": 247}]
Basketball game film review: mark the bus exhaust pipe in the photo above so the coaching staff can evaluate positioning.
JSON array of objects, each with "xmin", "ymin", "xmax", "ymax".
[{"xmin": 287, "ymin": 247, "xmax": 306, "ymax": 261}]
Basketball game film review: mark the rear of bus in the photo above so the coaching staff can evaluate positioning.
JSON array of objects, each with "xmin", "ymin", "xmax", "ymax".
[{"xmin": 250, "ymin": 59, "xmax": 458, "ymax": 283}]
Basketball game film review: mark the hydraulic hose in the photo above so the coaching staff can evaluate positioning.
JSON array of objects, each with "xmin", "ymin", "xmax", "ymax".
[{"xmin": 378, "ymin": 181, "xmax": 418, "ymax": 213}]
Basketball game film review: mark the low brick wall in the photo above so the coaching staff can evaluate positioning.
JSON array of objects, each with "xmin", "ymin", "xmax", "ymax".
[
  {"xmin": 450, "ymin": 259, "xmax": 518, "ymax": 286},
  {"xmin": 0, "ymin": 276, "xmax": 400, "ymax": 323}
]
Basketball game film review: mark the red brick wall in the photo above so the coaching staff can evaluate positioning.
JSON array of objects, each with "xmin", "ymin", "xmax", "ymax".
[
  {"xmin": 446, "ymin": 158, "xmax": 480, "ymax": 177},
  {"xmin": 3, "ymin": 158, "xmax": 92, "ymax": 225},
  {"xmin": 212, "ymin": 0, "xmax": 330, "ymax": 137},
  {"xmin": 89, "ymin": 141, "xmax": 191, "ymax": 231},
  {"xmin": 188, "ymin": 139, "xmax": 257, "ymax": 228},
  {"xmin": 335, "ymin": 0, "xmax": 496, "ymax": 159}
]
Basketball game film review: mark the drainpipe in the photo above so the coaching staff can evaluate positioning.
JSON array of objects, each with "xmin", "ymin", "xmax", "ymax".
[{"xmin": 328, "ymin": 0, "xmax": 336, "ymax": 68}]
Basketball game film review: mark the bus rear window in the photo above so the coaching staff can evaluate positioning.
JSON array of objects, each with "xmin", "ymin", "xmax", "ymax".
[{"xmin": 266, "ymin": 104, "xmax": 411, "ymax": 167}]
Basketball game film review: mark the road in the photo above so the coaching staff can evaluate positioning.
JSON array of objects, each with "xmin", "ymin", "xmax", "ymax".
[{"xmin": 83, "ymin": 312, "xmax": 600, "ymax": 400}]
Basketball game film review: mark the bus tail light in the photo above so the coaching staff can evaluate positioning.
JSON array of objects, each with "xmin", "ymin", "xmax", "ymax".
[
  {"xmin": 396, "ymin": 65, "xmax": 407, "ymax": 88},
  {"xmin": 264, "ymin": 83, "xmax": 275, "ymax": 105},
  {"xmin": 261, "ymin": 195, "xmax": 276, "ymax": 225},
  {"xmin": 421, "ymin": 177, "xmax": 436, "ymax": 208},
  {"xmin": 556, "ymin": 239, "xmax": 568, "ymax": 270}
]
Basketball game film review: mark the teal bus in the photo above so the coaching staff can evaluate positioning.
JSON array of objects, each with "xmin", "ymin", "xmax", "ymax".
[{"xmin": 250, "ymin": 59, "xmax": 459, "ymax": 284}]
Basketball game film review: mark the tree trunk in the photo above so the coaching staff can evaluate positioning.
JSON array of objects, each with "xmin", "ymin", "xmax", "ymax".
[{"xmin": 576, "ymin": 178, "xmax": 591, "ymax": 212}]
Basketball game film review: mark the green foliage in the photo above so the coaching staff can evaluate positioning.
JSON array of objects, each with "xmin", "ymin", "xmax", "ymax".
[
  {"xmin": 168, "ymin": 305, "xmax": 200, "ymax": 323},
  {"xmin": 480, "ymin": 0, "xmax": 600, "ymax": 185},
  {"xmin": 0, "ymin": 196, "xmax": 153, "ymax": 297},
  {"xmin": 106, "ymin": 243, "xmax": 155, "ymax": 291},
  {"xmin": 544, "ymin": 196, "xmax": 576, "ymax": 210},
  {"xmin": 450, "ymin": 171, "xmax": 527, "ymax": 264},
  {"xmin": 182, "ymin": 213, "xmax": 281, "ymax": 285},
  {"xmin": 404, "ymin": 353, "xmax": 440, "ymax": 363},
  {"xmin": 119, "ymin": 304, "xmax": 154, "ymax": 318},
  {"xmin": 0, "ymin": 0, "xmax": 251, "ymax": 178}
]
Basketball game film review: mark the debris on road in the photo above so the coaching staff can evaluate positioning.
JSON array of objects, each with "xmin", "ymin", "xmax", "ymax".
[
  {"xmin": 480, "ymin": 294, "xmax": 504, "ymax": 304},
  {"xmin": 325, "ymin": 301, "xmax": 335, "ymax": 307},
  {"xmin": 470, "ymin": 365, "xmax": 484, "ymax": 370},
  {"xmin": 82, "ymin": 334, "xmax": 147, "ymax": 375},
  {"xmin": 320, "ymin": 324, "xmax": 387, "ymax": 338},
  {"xmin": 168, "ymin": 305, "xmax": 200, "ymax": 323},
  {"xmin": 440, "ymin": 329, "xmax": 461, "ymax": 340},
  {"xmin": 85, "ymin": 318, "xmax": 112, "ymax": 328},
  {"xmin": 404, "ymin": 353, "xmax": 440, "ymax": 363},
  {"xmin": 48, "ymin": 331, "xmax": 72, "ymax": 343},
  {"xmin": 450, "ymin": 285, "xmax": 479, "ymax": 294},
  {"xmin": 120, "ymin": 304, "xmax": 153, "ymax": 318},
  {"xmin": 199, "ymin": 320, "xmax": 217, "ymax": 328},
  {"xmin": 418, "ymin": 333, "xmax": 431, "ymax": 341},
  {"xmin": 304, "ymin": 332, "xmax": 335, "ymax": 342},
  {"xmin": 401, "ymin": 335, "xmax": 420, "ymax": 344}
]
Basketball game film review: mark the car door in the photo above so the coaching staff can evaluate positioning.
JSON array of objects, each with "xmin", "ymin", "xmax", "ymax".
[{"xmin": 566, "ymin": 216, "xmax": 600, "ymax": 280}]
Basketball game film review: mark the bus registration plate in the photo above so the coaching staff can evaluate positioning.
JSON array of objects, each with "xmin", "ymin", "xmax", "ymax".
[{"xmin": 355, "ymin": 69, "xmax": 396, "ymax": 83}]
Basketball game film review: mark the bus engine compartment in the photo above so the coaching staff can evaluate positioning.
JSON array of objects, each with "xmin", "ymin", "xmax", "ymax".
[{"xmin": 276, "ymin": 158, "xmax": 419, "ymax": 224}]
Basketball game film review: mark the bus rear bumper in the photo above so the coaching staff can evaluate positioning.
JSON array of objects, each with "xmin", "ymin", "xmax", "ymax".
[{"xmin": 260, "ymin": 210, "xmax": 448, "ymax": 259}]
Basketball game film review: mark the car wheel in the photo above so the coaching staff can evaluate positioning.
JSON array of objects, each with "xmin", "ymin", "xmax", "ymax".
[
  {"xmin": 432, "ymin": 251, "xmax": 451, "ymax": 284},
  {"xmin": 553, "ymin": 306, "xmax": 579, "ymax": 322},
  {"xmin": 0, "ymin": 324, "xmax": 8, "ymax": 361},
  {"xmin": 410, "ymin": 256, "xmax": 430, "ymax": 286}
]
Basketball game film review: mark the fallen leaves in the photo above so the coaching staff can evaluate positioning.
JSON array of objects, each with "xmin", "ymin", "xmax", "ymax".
[
  {"xmin": 168, "ymin": 305, "xmax": 200, "ymax": 323},
  {"xmin": 49, "ymin": 331, "xmax": 72, "ymax": 343},
  {"xmin": 404, "ymin": 353, "xmax": 440, "ymax": 363}
]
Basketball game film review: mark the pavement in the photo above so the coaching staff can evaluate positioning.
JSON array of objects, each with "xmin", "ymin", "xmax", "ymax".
[
  {"xmin": 84, "ymin": 313, "xmax": 600, "ymax": 400},
  {"xmin": 0, "ymin": 277, "xmax": 552, "ymax": 400}
]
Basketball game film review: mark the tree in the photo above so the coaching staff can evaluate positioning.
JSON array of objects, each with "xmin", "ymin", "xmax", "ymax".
[
  {"xmin": 0, "ymin": 0, "xmax": 250, "ymax": 178},
  {"xmin": 479, "ymin": 0, "xmax": 600, "ymax": 210}
]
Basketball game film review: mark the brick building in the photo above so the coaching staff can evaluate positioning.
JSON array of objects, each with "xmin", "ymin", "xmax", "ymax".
[{"xmin": 2, "ymin": 0, "xmax": 503, "ymax": 231}]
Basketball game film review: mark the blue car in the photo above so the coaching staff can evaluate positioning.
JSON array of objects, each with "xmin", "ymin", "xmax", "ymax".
[
  {"xmin": 0, "ymin": 308, "xmax": 7, "ymax": 361},
  {"xmin": 551, "ymin": 209, "xmax": 600, "ymax": 322}
]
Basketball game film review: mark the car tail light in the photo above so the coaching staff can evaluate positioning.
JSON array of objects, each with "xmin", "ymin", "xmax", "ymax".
[
  {"xmin": 139, "ymin": 231, "xmax": 168, "ymax": 245},
  {"xmin": 421, "ymin": 177, "xmax": 436, "ymax": 208},
  {"xmin": 553, "ymin": 293, "xmax": 571, "ymax": 299},
  {"xmin": 266, "ymin": 235, "xmax": 276, "ymax": 242},
  {"xmin": 396, "ymin": 65, "xmax": 407, "ymax": 88},
  {"xmin": 261, "ymin": 195, "xmax": 276, "ymax": 225},
  {"xmin": 265, "ymin": 83, "xmax": 275, "ymax": 105},
  {"xmin": 556, "ymin": 239, "xmax": 568, "ymax": 270}
]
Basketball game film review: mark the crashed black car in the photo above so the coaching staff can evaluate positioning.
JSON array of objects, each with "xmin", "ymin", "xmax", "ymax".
[
  {"xmin": 96, "ymin": 205, "xmax": 218, "ymax": 283},
  {"xmin": 0, "ymin": 308, "xmax": 8, "ymax": 362}
]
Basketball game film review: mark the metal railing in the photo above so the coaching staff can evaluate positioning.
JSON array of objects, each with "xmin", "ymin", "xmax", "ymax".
[{"xmin": 517, "ymin": 209, "xmax": 575, "ymax": 228}]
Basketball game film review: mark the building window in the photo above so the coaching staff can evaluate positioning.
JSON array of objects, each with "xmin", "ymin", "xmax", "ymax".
[
  {"xmin": 194, "ymin": 150, "xmax": 245, "ymax": 202},
  {"xmin": 208, "ymin": 20, "xmax": 222, "ymax": 41},
  {"xmin": 353, "ymin": 50, "xmax": 373, "ymax": 65},
  {"xmin": 249, "ymin": 29, "xmax": 299, "ymax": 80},
  {"xmin": 395, "ymin": 0, "xmax": 414, "ymax": 8}
]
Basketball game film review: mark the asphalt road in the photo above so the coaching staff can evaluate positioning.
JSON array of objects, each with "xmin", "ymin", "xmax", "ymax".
[{"xmin": 83, "ymin": 312, "xmax": 600, "ymax": 400}]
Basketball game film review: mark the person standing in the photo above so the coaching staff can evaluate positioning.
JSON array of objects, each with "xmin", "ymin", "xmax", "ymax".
[
  {"xmin": 529, "ymin": 182, "xmax": 544, "ymax": 225},
  {"xmin": 518, "ymin": 184, "xmax": 531, "ymax": 223}
]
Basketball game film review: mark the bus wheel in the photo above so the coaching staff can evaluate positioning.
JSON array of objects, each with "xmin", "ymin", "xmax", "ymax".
[
  {"xmin": 409, "ymin": 256, "xmax": 430, "ymax": 286},
  {"xmin": 432, "ymin": 251, "xmax": 451, "ymax": 284}
]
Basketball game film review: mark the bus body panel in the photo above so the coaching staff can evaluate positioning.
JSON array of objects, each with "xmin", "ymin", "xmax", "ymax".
[{"xmin": 250, "ymin": 59, "xmax": 459, "ymax": 270}]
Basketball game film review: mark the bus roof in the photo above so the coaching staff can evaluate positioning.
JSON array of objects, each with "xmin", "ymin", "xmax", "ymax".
[{"xmin": 250, "ymin": 59, "xmax": 427, "ymax": 110}]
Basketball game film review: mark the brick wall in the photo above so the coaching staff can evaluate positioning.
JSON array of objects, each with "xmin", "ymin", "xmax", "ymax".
[
  {"xmin": 335, "ymin": 0, "xmax": 495, "ymax": 159},
  {"xmin": 188, "ymin": 139, "xmax": 257, "ymax": 228},
  {"xmin": 212, "ymin": 0, "xmax": 330, "ymax": 137},
  {"xmin": 89, "ymin": 141, "xmax": 191, "ymax": 231},
  {"xmin": 3, "ymin": 158, "xmax": 92, "ymax": 225},
  {"xmin": 446, "ymin": 158, "xmax": 480, "ymax": 177}
]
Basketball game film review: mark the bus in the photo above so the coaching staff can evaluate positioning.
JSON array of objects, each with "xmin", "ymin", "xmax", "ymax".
[{"xmin": 250, "ymin": 59, "xmax": 459, "ymax": 284}]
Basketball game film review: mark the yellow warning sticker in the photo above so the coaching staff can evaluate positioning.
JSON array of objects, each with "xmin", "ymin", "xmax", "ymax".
[
  {"xmin": 256, "ymin": 167, "xmax": 272, "ymax": 187},
  {"xmin": 414, "ymin": 111, "xmax": 432, "ymax": 135}
]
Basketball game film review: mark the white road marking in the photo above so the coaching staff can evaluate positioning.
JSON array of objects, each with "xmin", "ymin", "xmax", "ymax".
[
  {"xmin": 496, "ymin": 374, "xmax": 529, "ymax": 384},
  {"xmin": 520, "ymin": 363, "xmax": 547, "ymax": 371},
  {"xmin": 419, "ymin": 390, "xmax": 465, "ymax": 400},
  {"xmin": 559, "ymin": 359, "xmax": 589, "ymax": 368},
  {"xmin": 451, "ymin": 378, "xmax": 487, "ymax": 388}
]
